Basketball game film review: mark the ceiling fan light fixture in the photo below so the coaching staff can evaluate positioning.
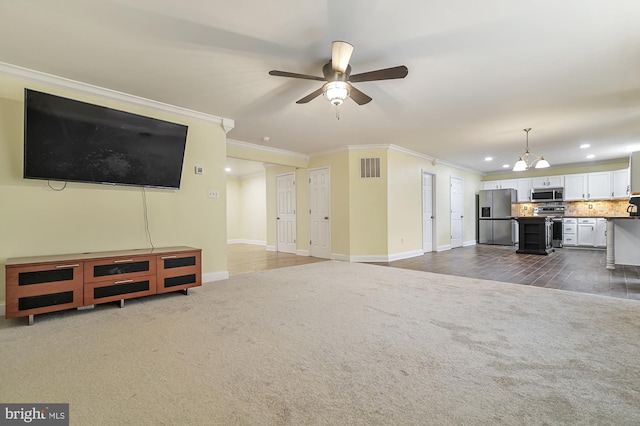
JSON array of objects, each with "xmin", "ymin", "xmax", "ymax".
[{"xmin": 323, "ymin": 81, "xmax": 349, "ymax": 106}]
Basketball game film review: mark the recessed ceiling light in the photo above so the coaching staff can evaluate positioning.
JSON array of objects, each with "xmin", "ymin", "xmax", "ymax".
[
  {"xmin": 225, "ymin": 167, "xmax": 231, "ymax": 172},
  {"xmin": 580, "ymin": 144, "xmax": 591, "ymax": 149},
  {"xmin": 502, "ymin": 164, "xmax": 510, "ymax": 168},
  {"xmin": 484, "ymin": 157, "xmax": 493, "ymax": 161},
  {"xmin": 586, "ymin": 154, "xmax": 595, "ymax": 159}
]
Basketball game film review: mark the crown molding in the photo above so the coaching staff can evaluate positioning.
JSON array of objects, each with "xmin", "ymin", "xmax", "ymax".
[
  {"xmin": 388, "ymin": 144, "xmax": 483, "ymax": 175},
  {"xmin": 227, "ymin": 139, "xmax": 309, "ymax": 161},
  {"xmin": 310, "ymin": 144, "xmax": 482, "ymax": 175},
  {"xmin": 0, "ymin": 61, "xmax": 232, "ymax": 128}
]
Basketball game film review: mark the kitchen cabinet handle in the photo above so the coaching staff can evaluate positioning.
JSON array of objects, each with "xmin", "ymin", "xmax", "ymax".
[
  {"xmin": 160, "ymin": 256, "xmax": 177, "ymax": 260},
  {"xmin": 114, "ymin": 259, "xmax": 134, "ymax": 263},
  {"xmin": 56, "ymin": 264, "xmax": 79, "ymax": 269},
  {"xmin": 114, "ymin": 279, "xmax": 134, "ymax": 285}
]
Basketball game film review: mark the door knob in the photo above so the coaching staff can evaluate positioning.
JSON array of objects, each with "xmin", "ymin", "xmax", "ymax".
[{"xmin": 324, "ymin": 217, "xmax": 329, "ymax": 220}]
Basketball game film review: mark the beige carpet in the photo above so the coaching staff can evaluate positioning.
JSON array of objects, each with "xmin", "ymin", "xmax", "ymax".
[{"xmin": 1, "ymin": 261, "xmax": 639, "ymax": 425}]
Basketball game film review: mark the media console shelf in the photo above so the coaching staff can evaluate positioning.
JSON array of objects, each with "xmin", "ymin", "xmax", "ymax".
[{"xmin": 5, "ymin": 246, "xmax": 201, "ymax": 325}]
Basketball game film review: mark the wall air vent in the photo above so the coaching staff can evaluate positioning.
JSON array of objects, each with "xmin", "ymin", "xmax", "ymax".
[{"xmin": 360, "ymin": 157, "xmax": 381, "ymax": 178}]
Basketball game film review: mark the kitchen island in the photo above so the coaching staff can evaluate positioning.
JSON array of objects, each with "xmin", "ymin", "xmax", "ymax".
[{"xmin": 515, "ymin": 217, "xmax": 553, "ymax": 255}]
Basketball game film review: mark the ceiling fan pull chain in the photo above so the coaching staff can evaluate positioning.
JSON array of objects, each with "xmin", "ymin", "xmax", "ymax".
[{"xmin": 336, "ymin": 105, "xmax": 340, "ymax": 120}]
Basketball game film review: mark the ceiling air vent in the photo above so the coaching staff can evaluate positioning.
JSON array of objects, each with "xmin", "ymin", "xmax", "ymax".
[{"xmin": 360, "ymin": 157, "xmax": 381, "ymax": 178}]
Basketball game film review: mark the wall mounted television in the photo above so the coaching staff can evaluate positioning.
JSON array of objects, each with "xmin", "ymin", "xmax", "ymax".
[{"xmin": 23, "ymin": 89, "xmax": 189, "ymax": 189}]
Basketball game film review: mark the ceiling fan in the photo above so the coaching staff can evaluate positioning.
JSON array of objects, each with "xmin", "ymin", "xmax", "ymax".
[{"xmin": 269, "ymin": 41, "xmax": 408, "ymax": 107}]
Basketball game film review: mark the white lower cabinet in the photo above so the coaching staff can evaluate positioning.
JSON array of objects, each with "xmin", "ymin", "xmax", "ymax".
[
  {"xmin": 577, "ymin": 219, "xmax": 596, "ymax": 246},
  {"xmin": 565, "ymin": 218, "xmax": 605, "ymax": 248},
  {"xmin": 563, "ymin": 218, "xmax": 577, "ymax": 247}
]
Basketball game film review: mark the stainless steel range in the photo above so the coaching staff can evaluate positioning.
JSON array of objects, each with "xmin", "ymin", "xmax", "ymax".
[{"xmin": 534, "ymin": 204, "xmax": 565, "ymax": 248}]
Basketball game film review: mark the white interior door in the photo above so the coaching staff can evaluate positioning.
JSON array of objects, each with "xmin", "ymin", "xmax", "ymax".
[
  {"xmin": 422, "ymin": 172, "xmax": 434, "ymax": 252},
  {"xmin": 309, "ymin": 167, "xmax": 331, "ymax": 259},
  {"xmin": 276, "ymin": 173, "xmax": 296, "ymax": 254},
  {"xmin": 450, "ymin": 176, "xmax": 463, "ymax": 248}
]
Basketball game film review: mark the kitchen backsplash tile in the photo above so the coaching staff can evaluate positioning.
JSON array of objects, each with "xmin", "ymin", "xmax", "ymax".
[{"xmin": 512, "ymin": 200, "xmax": 629, "ymax": 217}]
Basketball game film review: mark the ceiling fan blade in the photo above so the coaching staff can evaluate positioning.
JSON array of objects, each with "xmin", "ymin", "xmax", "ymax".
[
  {"xmin": 349, "ymin": 65, "xmax": 409, "ymax": 83},
  {"xmin": 296, "ymin": 87, "xmax": 325, "ymax": 104},
  {"xmin": 332, "ymin": 41, "xmax": 354, "ymax": 73},
  {"xmin": 348, "ymin": 85, "xmax": 372, "ymax": 105},
  {"xmin": 269, "ymin": 70, "xmax": 326, "ymax": 82}
]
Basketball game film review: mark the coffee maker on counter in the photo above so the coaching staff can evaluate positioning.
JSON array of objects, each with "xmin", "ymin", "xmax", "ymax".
[{"xmin": 627, "ymin": 194, "xmax": 640, "ymax": 216}]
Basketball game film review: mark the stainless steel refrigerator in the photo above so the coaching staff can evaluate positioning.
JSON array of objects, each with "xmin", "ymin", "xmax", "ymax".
[{"xmin": 478, "ymin": 189, "xmax": 516, "ymax": 245}]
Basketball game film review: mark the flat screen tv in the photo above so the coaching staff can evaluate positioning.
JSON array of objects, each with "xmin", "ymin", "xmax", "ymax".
[{"xmin": 24, "ymin": 89, "xmax": 189, "ymax": 189}]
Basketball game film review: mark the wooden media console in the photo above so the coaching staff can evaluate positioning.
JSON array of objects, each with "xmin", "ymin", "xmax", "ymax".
[{"xmin": 5, "ymin": 246, "xmax": 201, "ymax": 325}]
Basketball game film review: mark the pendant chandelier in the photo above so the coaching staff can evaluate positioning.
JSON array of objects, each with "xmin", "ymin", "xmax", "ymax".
[{"xmin": 512, "ymin": 128, "xmax": 550, "ymax": 171}]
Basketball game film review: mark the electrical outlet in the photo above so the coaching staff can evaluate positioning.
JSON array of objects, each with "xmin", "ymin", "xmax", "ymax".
[
  {"xmin": 208, "ymin": 189, "xmax": 219, "ymax": 199},
  {"xmin": 195, "ymin": 166, "xmax": 204, "ymax": 175}
]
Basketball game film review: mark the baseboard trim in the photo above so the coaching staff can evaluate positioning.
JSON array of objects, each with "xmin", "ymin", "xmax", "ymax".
[
  {"xmin": 331, "ymin": 253, "xmax": 350, "ymax": 262},
  {"xmin": 437, "ymin": 245, "xmax": 452, "ymax": 252},
  {"xmin": 349, "ymin": 255, "xmax": 391, "ymax": 263},
  {"xmin": 0, "ymin": 302, "xmax": 5, "ymax": 317},
  {"xmin": 296, "ymin": 249, "xmax": 309, "ymax": 256},
  {"xmin": 266, "ymin": 245, "xmax": 276, "ymax": 252},
  {"xmin": 227, "ymin": 239, "xmax": 266, "ymax": 246},
  {"xmin": 335, "ymin": 249, "xmax": 424, "ymax": 263},
  {"xmin": 463, "ymin": 240, "xmax": 477, "ymax": 247},
  {"xmin": 203, "ymin": 271, "xmax": 229, "ymax": 283},
  {"xmin": 388, "ymin": 250, "xmax": 424, "ymax": 262}
]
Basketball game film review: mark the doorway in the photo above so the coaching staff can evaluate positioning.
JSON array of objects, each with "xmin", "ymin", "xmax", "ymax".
[
  {"xmin": 422, "ymin": 171, "xmax": 435, "ymax": 252},
  {"xmin": 450, "ymin": 176, "xmax": 463, "ymax": 248},
  {"xmin": 309, "ymin": 167, "xmax": 331, "ymax": 259},
  {"xmin": 276, "ymin": 173, "xmax": 296, "ymax": 254}
]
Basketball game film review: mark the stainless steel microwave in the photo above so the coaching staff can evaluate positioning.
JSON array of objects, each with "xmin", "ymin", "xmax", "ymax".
[{"xmin": 531, "ymin": 187, "xmax": 563, "ymax": 202}]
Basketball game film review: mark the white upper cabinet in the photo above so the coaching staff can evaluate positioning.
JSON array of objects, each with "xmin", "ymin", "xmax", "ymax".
[
  {"xmin": 564, "ymin": 169, "xmax": 629, "ymax": 201},
  {"xmin": 481, "ymin": 179, "xmax": 517, "ymax": 190},
  {"xmin": 564, "ymin": 174, "xmax": 587, "ymax": 201},
  {"xmin": 531, "ymin": 175, "xmax": 564, "ymax": 189},
  {"xmin": 587, "ymin": 172, "xmax": 612, "ymax": 200},
  {"xmin": 612, "ymin": 169, "xmax": 630, "ymax": 199},
  {"xmin": 499, "ymin": 179, "xmax": 518, "ymax": 190},
  {"xmin": 482, "ymin": 181, "xmax": 501, "ymax": 190},
  {"xmin": 516, "ymin": 179, "xmax": 531, "ymax": 202},
  {"xmin": 481, "ymin": 179, "xmax": 529, "ymax": 202}
]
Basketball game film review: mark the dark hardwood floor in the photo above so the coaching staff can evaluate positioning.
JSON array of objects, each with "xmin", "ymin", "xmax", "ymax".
[
  {"xmin": 228, "ymin": 243, "xmax": 640, "ymax": 300},
  {"xmin": 372, "ymin": 245, "xmax": 640, "ymax": 300}
]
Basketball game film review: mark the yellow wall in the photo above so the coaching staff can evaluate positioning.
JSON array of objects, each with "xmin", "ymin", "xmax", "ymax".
[
  {"xmin": 348, "ymin": 149, "xmax": 389, "ymax": 257},
  {"xmin": 226, "ymin": 173, "xmax": 266, "ymax": 243},
  {"xmin": 387, "ymin": 149, "xmax": 482, "ymax": 252},
  {"xmin": 308, "ymin": 151, "xmax": 350, "ymax": 258},
  {"xmin": 226, "ymin": 176, "xmax": 241, "ymax": 241},
  {"xmin": 0, "ymin": 74, "xmax": 229, "ymax": 304}
]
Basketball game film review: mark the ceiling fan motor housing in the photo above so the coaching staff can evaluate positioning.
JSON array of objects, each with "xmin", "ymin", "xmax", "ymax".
[{"xmin": 323, "ymin": 61, "xmax": 350, "ymax": 81}]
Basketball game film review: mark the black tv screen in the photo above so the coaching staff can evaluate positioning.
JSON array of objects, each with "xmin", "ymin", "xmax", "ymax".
[{"xmin": 24, "ymin": 89, "xmax": 189, "ymax": 189}]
